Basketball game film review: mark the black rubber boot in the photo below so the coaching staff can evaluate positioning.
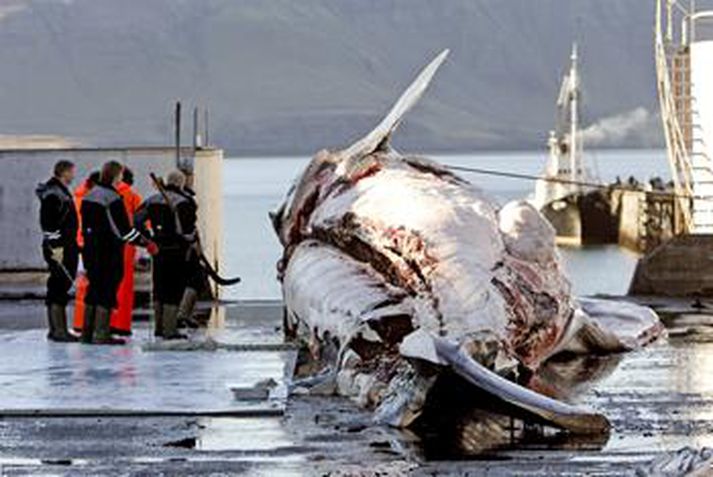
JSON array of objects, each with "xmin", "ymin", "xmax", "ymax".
[
  {"xmin": 49, "ymin": 304, "xmax": 79, "ymax": 342},
  {"xmin": 81, "ymin": 305, "xmax": 97, "ymax": 344},
  {"xmin": 153, "ymin": 301, "xmax": 164, "ymax": 338},
  {"xmin": 162, "ymin": 304, "xmax": 187, "ymax": 340},
  {"xmin": 93, "ymin": 307, "xmax": 126, "ymax": 346},
  {"xmin": 177, "ymin": 288, "xmax": 199, "ymax": 329},
  {"xmin": 46, "ymin": 304, "xmax": 59, "ymax": 341}
]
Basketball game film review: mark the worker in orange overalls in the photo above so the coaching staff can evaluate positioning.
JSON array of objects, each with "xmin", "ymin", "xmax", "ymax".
[
  {"xmin": 110, "ymin": 167, "xmax": 142, "ymax": 336},
  {"xmin": 72, "ymin": 171, "xmax": 100, "ymax": 333}
]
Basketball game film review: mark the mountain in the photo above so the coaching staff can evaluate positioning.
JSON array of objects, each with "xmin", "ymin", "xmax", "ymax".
[{"xmin": 0, "ymin": 0, "xmax": 664, "ymax": 155}]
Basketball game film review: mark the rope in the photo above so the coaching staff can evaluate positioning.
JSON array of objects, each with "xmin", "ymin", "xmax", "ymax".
[{"xmin": 443, "ymin": 164, "xmax": 712, "ymax": 202}]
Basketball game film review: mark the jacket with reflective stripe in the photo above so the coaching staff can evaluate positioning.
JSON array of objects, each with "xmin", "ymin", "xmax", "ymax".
[
  {"xmin": 81, "ymin": 183, "xmax": 141, "ymax": 249},
  {"xmin": 36, "ymin": 177, "xmax": 79, "ymax": 248},
  {"xmin": 134, "ymin": 185, "xmax": 197, "ymax": 246}
]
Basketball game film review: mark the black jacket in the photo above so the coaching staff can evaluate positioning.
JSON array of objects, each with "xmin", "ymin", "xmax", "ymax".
[
  {"xmin": 134, "ymin": 185, "xmax": 197, "ymax": 247},
  {"xmin": 81, "ymin": 183, "xmax": 143, "ymax": 251},
  {"xmin": 36, "ymin": 177, "xmax": 78, "ymax": 249}
]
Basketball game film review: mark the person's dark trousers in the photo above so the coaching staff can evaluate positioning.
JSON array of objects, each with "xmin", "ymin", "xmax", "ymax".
[
  {"xmin": 84, "ymin": 243, "xmax": 123, "ymax": 310},
  {"xmin": 153, "ymin": 246, "xmax": 187, "ymax": 306},
  {"xmin": 44, "ymin": 244, "xmax": 79, "ymax": 307},
  {"xmin": 177, "ymin": 250, "xmax": 207, "ymax": 329},
  {"xmin": 44, "ymin": 243, "xmax": 79, "ymax": 342},
  {"xmin": 82, "ymin": 243, "xmax": 126, "ymax": 345},
  {"xmin": 152, "ymin": 245, "xmax": 187, "ymax": 339}
]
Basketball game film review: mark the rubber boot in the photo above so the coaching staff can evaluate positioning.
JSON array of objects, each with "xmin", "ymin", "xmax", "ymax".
[
  {"xmin": 153, "ymin": 301, "xmax": 164, "ymax": 338},
  {"xmin": 46, "ymin": 305, "xmax": 59, "ymax": 341},
  {"xmin": 81, "ymin": 305, "xmax": 97, "ymax": 344},
  {"xmin": 93, "ymin": 307, "xmax": 126, "ymax": 345},
  {"xmin": 177, "ymin": 287, "xmax": 199, "ymax": 329},
  {"xmin": 162, "ymin": 304, "xmax": 187, "ymax": 340},
  {"xmin": 50, "ymin": 304, "xmax": 79, "ymax": 342}
]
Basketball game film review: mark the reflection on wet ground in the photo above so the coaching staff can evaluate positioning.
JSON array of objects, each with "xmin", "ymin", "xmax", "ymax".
[
  {"xmin": 415, "ymin": 408, "xmax": 611, "ymax": 461},
  {"xmin": 0, "ymin": 328, "xmax": 293, "ymax": 414},
  {"xmin": 370, "ymin": 303, "xmax": 713, "ymax": 473},
  {"xmin": 410, "ymin": 356, "xmax": 621, "ymax": 460},
  {"xmin": 1, "ymin": 299, "xmax": 713, "ymax": 475}
]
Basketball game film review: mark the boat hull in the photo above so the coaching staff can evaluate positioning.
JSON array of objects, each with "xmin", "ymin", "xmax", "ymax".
[
  {"xmin": 540, "ymin": 191, "xmax": 618, "ymax": 246},
  {"xmin": 541, "ymin": 196, "xmax": 581, "ymax": 246}
]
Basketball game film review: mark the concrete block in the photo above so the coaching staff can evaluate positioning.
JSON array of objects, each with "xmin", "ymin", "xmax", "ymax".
[{"xmin": 630, "ymin": 234, "xmax": 713, "ymax": 296}]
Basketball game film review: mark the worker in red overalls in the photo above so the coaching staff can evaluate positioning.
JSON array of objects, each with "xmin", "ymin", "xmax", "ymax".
[
  {"xmin": 110, "ymin": 168, "xmax": 142, "ymax": 336},
  {"xmin": 72, "ymin": 171, "xmax": 100, "ymax": 333}
]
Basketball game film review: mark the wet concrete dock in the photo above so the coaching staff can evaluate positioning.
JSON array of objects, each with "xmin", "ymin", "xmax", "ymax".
[{"xmin": 0, "ymin": 299, "xmax": 712, "ymax": 475}]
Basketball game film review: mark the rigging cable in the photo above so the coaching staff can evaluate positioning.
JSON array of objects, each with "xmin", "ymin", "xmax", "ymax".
[{"xmin": 442, "ymin": 163, "xmax": 712, "ymax": 202}]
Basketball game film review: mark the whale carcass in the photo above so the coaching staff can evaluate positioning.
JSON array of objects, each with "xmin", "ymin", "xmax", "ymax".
[{"xmin": 271, "ymin": 50, "xmax": 663, "ymax": 433}]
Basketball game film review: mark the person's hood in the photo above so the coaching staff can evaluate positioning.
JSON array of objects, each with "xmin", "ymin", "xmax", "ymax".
[
  {"xmin": 35, "ymin": 177, "xmax": 64, "ymax": 200},
  {"xmin": 35, "ymin": 182, "xmax": 48, "ymax": 200},
  {"xmin": 165, "ymin": 184, "xmax": 183, "ymax": 194}
]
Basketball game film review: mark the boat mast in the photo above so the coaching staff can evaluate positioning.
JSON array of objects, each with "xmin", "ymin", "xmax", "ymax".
[{"xmin": 569, "ymin": 43, "xmax": 579, "ymax": 182}]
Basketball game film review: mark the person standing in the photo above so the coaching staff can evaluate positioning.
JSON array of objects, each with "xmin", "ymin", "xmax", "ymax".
[
  {"xmin": 134, "ymin": 170, "xmax": 197, "ymax": 339},
  {"xmin": 71, "ymin": 171, "xmax": 100, "ymax": 333},
  {"xmin": 111, "ymin": 167, "xmax": 143, "ymax": 336},
  {"xmin": 36, "ymin": 160, "xmax": 80, "ymax": 342},
  {"xmin": 175, "ymin": 182, "xmax": 207, "ymax": 330},
  {"xmin": 80, "ymin": 161, "xmax": 156, "ymax": 345}
]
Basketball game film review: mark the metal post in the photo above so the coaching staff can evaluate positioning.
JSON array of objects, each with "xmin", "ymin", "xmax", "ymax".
[
  {"xmin": 569, "ymin": 44, "xmax": 579, "ymax": 183},
  {"xmin": 175, "ymin": 101, "xmax": 182, "ymax": 169},
  {"xmin": 691, "ymin": 0, "xmax": 697, "ymax": 41},
  {"xmin": 193, "ymin": 106, "xmax": 200, "ymax": 149},
  {"xmin": 204, "ymin": 109, "xmax": 210, "ymax": 148}
]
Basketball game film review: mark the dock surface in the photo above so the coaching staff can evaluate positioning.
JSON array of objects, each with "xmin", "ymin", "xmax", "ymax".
[{"xmin": 0, "ymin": 300, "xmax": 711, "ymax": 475}]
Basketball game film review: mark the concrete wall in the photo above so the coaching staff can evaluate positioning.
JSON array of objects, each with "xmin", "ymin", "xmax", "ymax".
[
  {"xmin": 630, "ymin": 234, "xmax": 713, "ymax": 296},
  {"xmin": 192, "ymin": 149, "xmax": 224, "ymax": 297},
  {"xmin": 617, "ymin": 190, "xmax": 645, "ymax": 252},
  {"xmin": 0, "ymin": 147, "xmax": 223, "ymax": 271}
]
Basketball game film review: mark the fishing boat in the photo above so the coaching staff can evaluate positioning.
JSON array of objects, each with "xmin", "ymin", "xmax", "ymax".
[{"xmin": 532, "ymin": 44, "xmax": 617, "ymax": 246}]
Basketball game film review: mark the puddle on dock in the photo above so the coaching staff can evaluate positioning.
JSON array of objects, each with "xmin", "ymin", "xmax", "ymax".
[
  {"xmin": 191, "ymin": 417, "xmax": 295, "ymax": 452},
  {"xmin": 157, "ymin": 416, "xmax": 311, "ymax": 468},
  {"xmin": 0, "ymin": 302, "xmax": 293, "ymax": 416}
]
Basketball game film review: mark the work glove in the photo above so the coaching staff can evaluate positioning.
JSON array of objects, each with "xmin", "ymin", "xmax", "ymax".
[
  {"xmin": 146, "ymin": 241, "xmax": 159, "ymax": 256},
  {"xmin": 50, "ymin": 247, "xmax": 64, "ymax": 264}
]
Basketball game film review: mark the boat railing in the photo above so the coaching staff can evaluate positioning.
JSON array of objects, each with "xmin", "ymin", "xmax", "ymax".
[{"xmin": 655, "ymin": 0, "xmax": 703, "ymax": 233}]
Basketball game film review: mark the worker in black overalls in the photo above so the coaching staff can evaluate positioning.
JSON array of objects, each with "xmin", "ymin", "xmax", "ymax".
[
  {"xmin": 36, "ymin": 160, "xmax": 80, "ymax": 342},
  {"xmin": 176, "ymin": 182, "xmax": 207, "ymax": 330},
  {"xmin": 134, "ymin": 170, "xmax": 197, "ymax": 339},
  {"xmin": 81, "ymin": 161, "xmax": 157, "ymax": 345}
]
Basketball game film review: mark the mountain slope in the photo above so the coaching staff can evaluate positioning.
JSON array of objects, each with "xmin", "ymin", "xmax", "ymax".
[{"xmin": 0, "ymin": 0, "xmax": 663, "ymax": 154}]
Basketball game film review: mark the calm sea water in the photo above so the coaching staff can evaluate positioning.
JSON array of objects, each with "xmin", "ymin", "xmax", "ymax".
[{"xmin": 222, "ymin": 149, "xmax": 669, "ymax": 300}]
